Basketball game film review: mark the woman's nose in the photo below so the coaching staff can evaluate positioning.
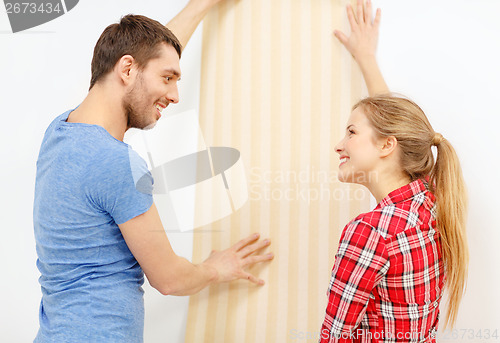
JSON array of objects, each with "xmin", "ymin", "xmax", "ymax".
[{"xmin": 334, "ymin": 139, "xmax": 344, "ymax": 154}]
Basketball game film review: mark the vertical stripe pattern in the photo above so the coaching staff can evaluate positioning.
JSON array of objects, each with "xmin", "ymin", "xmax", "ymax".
[{"xmin": 185, "ymin": 1, "xmax": 371, "ymax": 342}]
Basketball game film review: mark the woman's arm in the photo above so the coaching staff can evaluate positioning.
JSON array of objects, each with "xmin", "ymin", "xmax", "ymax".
[
  {"xmin": 166, "ymin": 0, "xmax": 224, "ymax": 51},
  {"xmin": 319, "ymin": 220, "xmax": 389, "ymax": 342},
  {"xmin": 334, "ymin": 0, "xmax": 389, "ymax": 96}
]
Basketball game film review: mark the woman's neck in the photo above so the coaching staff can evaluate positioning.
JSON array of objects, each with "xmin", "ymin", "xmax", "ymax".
[{"xmin": 368, "ymin": 173, "xmax": 412, "ymax": 204}]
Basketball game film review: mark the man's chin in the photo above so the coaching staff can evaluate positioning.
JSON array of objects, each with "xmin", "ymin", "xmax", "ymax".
[{"xmin": 142, "ymin": 121, "xmax": 157, "ymax": 131}]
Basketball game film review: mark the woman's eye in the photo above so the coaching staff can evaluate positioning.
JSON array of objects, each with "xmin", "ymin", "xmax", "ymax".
[
  {"xmin": 348, "ymin": 129, "xmax": 355, "ymax": 135},
  {"xmin": 165, "ymin": 76, "xmax": 171, "ymax": 82}
]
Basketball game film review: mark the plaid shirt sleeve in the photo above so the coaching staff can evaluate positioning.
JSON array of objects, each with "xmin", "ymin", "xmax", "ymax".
[{"xmin": 320, "ymin": 218, "xmax": 390, "ymax": 343}]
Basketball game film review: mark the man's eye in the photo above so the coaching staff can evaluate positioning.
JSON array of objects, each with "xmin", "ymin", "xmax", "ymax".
[{"xmin": 165, "ymin": 76, "xmax": 171, "ymax": 82}]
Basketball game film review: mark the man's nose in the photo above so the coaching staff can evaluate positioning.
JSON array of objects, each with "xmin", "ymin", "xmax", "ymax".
[{"xmin": 166, "ymin": 85, "xmax": 179, "ymax": 104}]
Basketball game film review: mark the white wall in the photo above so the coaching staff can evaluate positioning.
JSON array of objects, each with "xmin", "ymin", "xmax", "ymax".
[
  {"xmin": 0, "ymin": 1, "xmax": 201, "ymax": 342},
  {"xmin": 375, "ymin": 0, "xmax": 500, "ymax": 339},
  {"xmin": 0, "ymin": 0, "xmax": 498, "ymax": 342}
]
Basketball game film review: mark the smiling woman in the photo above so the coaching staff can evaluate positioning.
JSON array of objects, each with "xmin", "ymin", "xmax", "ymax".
[
  {"xmin": 334, "ymin": 107, "xmax": 398, "ymax": 188},
  {"xmin": 321, "ymin": 93, "xmax": 468, "ymax": 342},
  {"xmin": 319, "ymin": 1, "xmax": 468, "ymax": 342},
  {"xmin": 183, "ymin": 0, "xmax": 373, "ymax": 341},
  {"xmin": 1, "ymin": 0, "xmax": 497, "ymax": 341}
]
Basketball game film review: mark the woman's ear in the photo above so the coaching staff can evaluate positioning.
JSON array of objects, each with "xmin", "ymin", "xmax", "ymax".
[{"xmin": 379, "ymin": 136, "xmax": 398, "ymax": 158}]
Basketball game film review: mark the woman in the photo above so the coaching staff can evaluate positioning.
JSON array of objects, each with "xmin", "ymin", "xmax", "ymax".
[{"xmin": 319, "ymin": 1, "xmax": 469, "ymax": 342}]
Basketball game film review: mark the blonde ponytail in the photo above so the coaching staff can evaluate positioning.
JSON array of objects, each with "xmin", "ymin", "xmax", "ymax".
[
  {"xmin": 354, "ymin": 95, "xmax": 469, "ymax": 329},
  {"xmin": 429, "ymin": 136, "xmax": 469, "ymax": 329}
]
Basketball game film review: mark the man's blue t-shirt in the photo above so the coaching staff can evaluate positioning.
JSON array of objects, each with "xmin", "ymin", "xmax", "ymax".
[{"xmin": 33, "ymin": 109, "xmax": 154, "ymax": 342}]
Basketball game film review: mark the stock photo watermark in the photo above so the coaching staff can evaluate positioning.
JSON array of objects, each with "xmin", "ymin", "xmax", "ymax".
[
  {"xmin": 289, "ymin": 328, "xmax": 499, "ymax": 341},
  {"xmin": 3, "ymin": 0, "xmax": 79, "ymax": 33},
  {"xmin": 249, "ymin": 166, "xmax": 379, "ymax": 203}
]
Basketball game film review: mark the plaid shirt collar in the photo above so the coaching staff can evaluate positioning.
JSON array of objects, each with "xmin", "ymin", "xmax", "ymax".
[
  {"xmin": 320, "ymin": 177, "xmax": 442, "ymax": 343},
  {"xmin": 375, "ymin": 178, "xmax": 435, "ymax": 210}
]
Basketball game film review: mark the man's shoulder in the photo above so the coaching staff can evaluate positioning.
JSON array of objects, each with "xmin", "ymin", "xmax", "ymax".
[
  {"xmin": 39, "ymin": 110, "xmax": 151, "ymax": 187},
  {"xmin": 48, "ymin": 110, "xmax": 135, "ymax": 162},
  {"xmin": 40, "ymin": 110, "xmax": 72, "ymax": 140},
  {"xmin": 84, "ymin": 142, "xmax": 150, "ymax": 190},
  {"xmin": 86, "ymin": 143, "xmax": 147, "ymax": 177}
]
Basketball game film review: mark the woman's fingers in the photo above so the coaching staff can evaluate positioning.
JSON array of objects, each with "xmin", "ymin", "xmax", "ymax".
[
  {"xmin": 373, "ymin": 8, "xmax": 381, "ymax": 28},
  {"xmin": 334, "ymin": 29, "xmax": 350, "ymax": 48},
  {"xmin": 346, "ymin": 4, "xmax": 358, "ymax": 32},
  {"xmin": 365, "ymin": 0, "xmax": 373, "ymax": 25},
  {"xmin": 357, "ymin": 0, "xmax": 364, "ymax": 26}
]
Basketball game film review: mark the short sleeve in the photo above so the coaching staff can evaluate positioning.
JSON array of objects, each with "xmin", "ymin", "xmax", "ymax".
[
  {"xmin": 85, "ymin": 146, "xmax": 154, "ymax": 225},
  {"xmin": 319, "ymin": 220, "xmax": 390, "ymax": 343}
]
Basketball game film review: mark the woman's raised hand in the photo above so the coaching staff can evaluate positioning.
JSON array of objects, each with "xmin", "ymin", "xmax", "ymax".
[{"xmin": 334, "ymin": 0, "xmax": 381, "ymax": 63}]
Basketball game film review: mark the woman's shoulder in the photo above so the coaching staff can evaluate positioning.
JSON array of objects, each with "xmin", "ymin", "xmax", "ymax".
[
  {"xmin": 349, "ymin": 195, "xmax": 436, "ymax": 242},
  {"xmin": 342, "ymin": 211, "xmax": 383, "ymax": 238},
  {"xmin": 347, "ymin": 205, "xmax": 406, "ymax": 240}
]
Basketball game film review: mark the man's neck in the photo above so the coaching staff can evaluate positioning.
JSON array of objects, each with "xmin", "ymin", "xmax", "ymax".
[{"xmin": 67, "ymin": 85, "xmax": 128, "ymax": 141}]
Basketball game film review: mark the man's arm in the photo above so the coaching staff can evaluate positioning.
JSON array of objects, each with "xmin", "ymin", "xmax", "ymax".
[
  {"xmin": 166, "ymin": 0, "xmax": 224, "ymax": 50},
  {"xmin": 334, "ymin": 0, "xmax": 389, "ymax": 96},
  {"xmin": 119, "ymin": 203, "xmax": 273, "ymax": 296},
  {"xmin": 121, "ymin": 0, "xmax": 273, "ymax": 296}
]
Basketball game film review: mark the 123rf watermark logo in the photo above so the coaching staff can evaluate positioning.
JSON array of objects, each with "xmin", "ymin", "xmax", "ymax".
[{"xmin": 3, "ymin": 0, "xmax": 79, "ymax": 33}]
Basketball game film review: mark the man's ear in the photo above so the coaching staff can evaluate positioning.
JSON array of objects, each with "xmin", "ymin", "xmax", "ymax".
[
  {"xmin": 379, "ymin": 136, "xmax": 398, "ymax": 158},
  {"xmin": 115, "ymin": 54, "xmax": 136, "ymax": 86}
]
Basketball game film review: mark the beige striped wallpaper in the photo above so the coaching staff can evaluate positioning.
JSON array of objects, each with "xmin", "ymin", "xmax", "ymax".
[{"xmin": 185, "ymin": 0, "xmax": 371, "ymax": 342}]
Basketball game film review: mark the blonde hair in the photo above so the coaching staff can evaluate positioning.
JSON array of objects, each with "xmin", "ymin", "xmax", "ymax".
[{"xmin": 353, "ymin": 94, "xmax": 469, "ymax": 329}]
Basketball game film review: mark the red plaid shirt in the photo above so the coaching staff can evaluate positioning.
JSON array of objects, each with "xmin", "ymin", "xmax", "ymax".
[{"xmin": 320, "ymin": 179, "xmax": 445, "ymax": 343}]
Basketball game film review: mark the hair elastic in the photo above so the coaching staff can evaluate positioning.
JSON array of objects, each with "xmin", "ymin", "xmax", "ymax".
[{"xmin": 433, "ymin": 132, "xmax": 444, "ymax": 146}]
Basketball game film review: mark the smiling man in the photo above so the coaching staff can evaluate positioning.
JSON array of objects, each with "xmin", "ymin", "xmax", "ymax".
[
  {"xmin": 67, "ymin": 15, "xmax": 182, "ymax": 136},
  {"xmin": 33, "ymin": 1, "xmax": 273, "ymax": 342}
]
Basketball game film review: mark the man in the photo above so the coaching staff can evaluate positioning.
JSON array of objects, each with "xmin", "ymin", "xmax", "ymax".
[{"xmin": 33, "ymin": 0, "xmax": 273, "ymax": 341}]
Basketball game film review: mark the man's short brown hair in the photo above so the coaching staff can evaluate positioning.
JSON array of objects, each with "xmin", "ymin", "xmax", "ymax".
[{"xmin": 89, "ymin": 14, "xmax": 182, "ymax": 90}]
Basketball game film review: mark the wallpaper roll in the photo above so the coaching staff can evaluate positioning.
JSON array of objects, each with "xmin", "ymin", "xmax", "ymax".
[
  {"xmin": 185, "ymin": 0, "xmax": 371, "ymax": 342},
  {"xmin": 125, "ymin": 110, "xmax": 249, "ymax": 232}
]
